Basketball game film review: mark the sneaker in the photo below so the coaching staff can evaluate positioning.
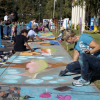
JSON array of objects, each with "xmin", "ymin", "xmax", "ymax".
[{"xmin": 72, "ymin": 77, "xmax": 90, "ymax": 86}]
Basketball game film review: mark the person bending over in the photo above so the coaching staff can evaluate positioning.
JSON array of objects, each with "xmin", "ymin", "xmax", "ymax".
[
  {"xmin": 59, "ymin": 28, "xmax": 100, "ymax": 86},
  {"xmin": 27, "ymin": 19, "xmax": 36, "ymax": 30},
  {"xmin": 28, "ymin": 28, "xmax": 43, "ymax": 42},
  {"xmin": 12, "ymin": 29, "xmax": 34, "ymax": 52}
]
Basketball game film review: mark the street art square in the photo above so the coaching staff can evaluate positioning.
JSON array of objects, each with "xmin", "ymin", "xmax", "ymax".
[{"xmin": 0, "ymin": 56, "xmax": 72, "ymax": 85}]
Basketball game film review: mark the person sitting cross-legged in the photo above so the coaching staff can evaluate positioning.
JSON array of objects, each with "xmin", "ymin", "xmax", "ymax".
[
  {"xmin": 12, "ymin": 29, "xmax": 34, "ymax": 52},
  {"xmin": 59, "ymin": 28, "xmax": 100, "ymax": 86}
]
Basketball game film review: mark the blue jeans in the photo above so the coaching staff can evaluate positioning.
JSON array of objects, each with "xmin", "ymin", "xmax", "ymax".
[
  {"xmin": 67, "ymin": 53, "xmax": 100, "ymax": 80},
  {"xmin": 4, "ymin": 25, "xmax": 8, "ymax": 35},
  {"xmin": 4, "ymin": 24, "xmax": 11, "ymax": 36}
]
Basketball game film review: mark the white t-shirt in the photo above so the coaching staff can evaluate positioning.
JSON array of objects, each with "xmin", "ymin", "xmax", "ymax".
[
  {"xmin": 4, "ymin": 15, "xmax": 8, "ymax": 21},
  {"xmin": 28, "ymin": 30, "xmax": 37, "ymax": 38},
  {"xmin": 34, "ymin": 22, "xmax": 38, "ymax": 26}
]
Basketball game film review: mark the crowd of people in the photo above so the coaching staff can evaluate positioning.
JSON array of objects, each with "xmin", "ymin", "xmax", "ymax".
[
  {"xmin": 0, "ymin": 12, "xmax": 51, "ymax": 40},
  {"xmin": 1, "ymin": 12, "xmax": 100, "ymax": 87}
]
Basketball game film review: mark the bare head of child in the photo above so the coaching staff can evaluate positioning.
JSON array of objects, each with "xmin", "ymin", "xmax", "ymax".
[{"xmin": 21, "ymin": 29, "xmax": 28, "ymax": 37}]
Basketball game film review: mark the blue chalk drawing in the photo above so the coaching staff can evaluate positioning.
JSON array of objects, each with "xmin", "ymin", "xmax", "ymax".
[
  {"xmin": 47, "ymin": 56, "xmax": 53, "ymax": 58},
  {"xmin": 55, "ymin": 57, "xmax": 64, "ymax": 59},
  {"xmin": 48, "ymin": 35, "xmax": 54, "ymax": 37},
  {"xmin": 2, "ymin": 79, "xmax": 18, "ymax": 83},
  {"xmin": 53, "ymin": 58, "xmax": 64, "ymax": 61},
  {"xmin": 49, "ymin": 81, "xmax": 58, "ymax": 84},
  {"xmin": 7, "ymin": 56, "xmax": 17, "ymax": 62},
  {"xmin": 17, "ymin": 58, "xmax": 28, "ymax": 60},
  {"xmin": 0, "ymin": 68, "xmax": 7, "ymax": 75},
  {"xmin": 7, "ymin": 70, "xmax": 20, "ymax": 74},
  {"xmin": 19, "ymin": 86, "xmax": 100, "ymax": 100},
  {"xmin": 25, "ymin": 79, "xmax": 43, "ymax": 84},
  {"xmin": 26, "ymin": 56, "xmax": 36, "ymax": 58},
  {"xmin": 12, "ymin": 60, "xmax": 22, "ymax": 63},
  {"xmin": 3, "ymin": 75, "xmax": 22, "ymax": 79},
  {"xmin": 18, "ymin": 56, "xmax": 26, "ymax": 58},
  {"xmin": 7, "ymin": 69, "xmax": 18, "ymax": 72},
  {"xmin": 36, "ymin": 57, "xmax": 46, "ymax": 59},
  {"xmin": 57, "ymin": 79, "xmax": 66, "ymax": 82},
  {"xmin": 41, "ymin": 76, "xmax": 54, "ymax": 80}
]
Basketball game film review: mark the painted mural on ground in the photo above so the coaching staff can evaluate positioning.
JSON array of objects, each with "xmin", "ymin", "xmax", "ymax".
[
  {"xmin": 34, "ymin": 40, "xmax": 60, "ymax": 45},
  {"xmin": 0, "ymin": 86, "xmax": 99, "ymax": 100},
  {"xmin": 19, "ymin": 48, "xmax": 60, "ymax": 56},
  {"xmin": 0, "ymin": 56, "xmax": 73, "ymax": 84}
]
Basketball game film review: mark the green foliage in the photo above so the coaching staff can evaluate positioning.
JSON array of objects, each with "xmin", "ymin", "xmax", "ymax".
[
  {"xmin": 17, "ymin": 0, "xmax": 36, "ymax": 22},
  {"xmin": 0, "ymin": 0, "xmax": 14, "ymax": 19},
  {"xmin": 76, "ymin": 0, "xmax": 100, "ymax": 17},
  {"xmin": 0, "ymin": 0, "xmax": 72, "ymax": 22},
  {"xmin": 45, "ymin": 0, "xmax": 72, "ymax": 19},
  {"xmin": 17, "ymin": 0, "xmax": 72, "ymax": 22}
]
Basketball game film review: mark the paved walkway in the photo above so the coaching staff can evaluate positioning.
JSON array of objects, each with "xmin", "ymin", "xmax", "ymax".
[{"xmin": 0, "ymin": 32, "xmax": 100, "ymax": 100}]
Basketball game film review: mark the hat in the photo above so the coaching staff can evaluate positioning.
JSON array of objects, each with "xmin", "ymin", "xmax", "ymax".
[{"xmin": 60, "ymin": 26, "xmax": 65, "ymax": 31}]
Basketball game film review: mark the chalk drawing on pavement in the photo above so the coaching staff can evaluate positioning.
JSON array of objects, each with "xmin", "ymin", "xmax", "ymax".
[
  {"xmin": 0, "ymin": 55, "xmax": 74, "ymax": 84},
  {"xmin": 0, "ymin": 86, "xmax": 99, "ymax": 100},
  {"xmin": 54, "ymin": 86, "xmax": 72, "ymax": 92},
  {"xmin": 56, "ymin": 95, "xmax": 71, "ymax": 100},
  {"xmin": 39, "ymin": 92, "xmax": 51, "ymax": 98},
  {"xmin": 25, "ymin": 79, "xmax": 44, "ymax": 84}
]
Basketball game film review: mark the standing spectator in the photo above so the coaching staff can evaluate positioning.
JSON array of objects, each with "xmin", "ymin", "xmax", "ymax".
[
  {"xmin": 8, "ymin": 12, "xmax": 15, "ymax": 23},
  {"xmin": 46, "ymin": 20, "xmax": 50, "ymax": 31},
  {"xmin": 4, "ymin": 12, "xmax": 8, "ymax": 21},
  {"xmin": 0, "ymin": 18, "xmax": 3, "ymax": 39},
  {"xmin": 8, "ymin": 12, "xmax": 15, "ymax": 37},
  {"xmin": 4, "ymin": 12, "xmax": 11, "ymax": 38},
  {"xmin": 27, "ymin": 19, "xmax": 36, "ymax": 30},
  {"xmin": 43, "ymin": 21, "xmax": 48, "ymax": 27},
  {"xmin": 12, "ymin": 21, "xmax": 16, "ymax": 37}
]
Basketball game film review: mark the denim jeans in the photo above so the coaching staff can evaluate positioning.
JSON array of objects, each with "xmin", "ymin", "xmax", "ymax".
[
  {"xmin": 8, "ymin": 25, "xmax": 12, "ymax": 36},
  {"xmin": 79, "ymin": 53, "xmax": 100, "ymax": 80},
  {"xmin": 66, "ymin": 53, "xmax": 100, "ymax": 80},
  {"xmin": 67, "ymin": 61, "xmax": 81, "ymax": 74},
  {"xmin": 4, "ymin": 24, "xmax": 8, "ymax": 35},
  {"xmin": 4, "ymin": 24, "xmax": 11, "ymax": 36}
]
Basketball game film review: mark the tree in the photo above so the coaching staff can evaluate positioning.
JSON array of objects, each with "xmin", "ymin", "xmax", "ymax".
[
  {"xmin": 17, "ymin": 0, "xmax": 36, "ymax": 23},
  {"xmin": 44, "ymin": 0, "xmax": 72, "ymax": 19},
  {"xmin": 0, "ymin": 0, "xmax": 14, "ymax": 20},
  {"xmin": 16, "ymin": 0, "xmax": 72, "ymax": 22}
]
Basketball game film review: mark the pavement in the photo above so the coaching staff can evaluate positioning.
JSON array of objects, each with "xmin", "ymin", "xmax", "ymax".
[{"xmin": 0, "ymin": 32, "xmax": 100, "ymax": 100}]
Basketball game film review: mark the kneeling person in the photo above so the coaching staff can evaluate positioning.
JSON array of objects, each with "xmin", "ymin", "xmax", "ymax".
[
  {"xmin": 28, "ymin": 28, "xmax": 43, "ymax": 42},
  {"xmin": 12, "ymin": 29, "xmax": 34, "ymax": 52}
]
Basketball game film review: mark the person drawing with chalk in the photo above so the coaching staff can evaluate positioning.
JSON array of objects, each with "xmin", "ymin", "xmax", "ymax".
[
  {"xmin": 12, "ymin": 29, "xmax": 34, "ymax": 52},
  {"xmin": 59, "ymin": 28, "xmax": 100, "ymax": 86}
]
